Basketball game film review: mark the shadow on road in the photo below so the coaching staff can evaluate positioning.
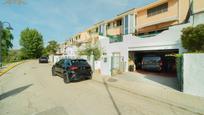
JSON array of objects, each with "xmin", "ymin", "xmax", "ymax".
[
  {"xmin": 103, "ymin": 78, "xmax": 121, "ymax": 115},
  {"xmin": 0, "ymin": 84, "xmax": 32, "ymax": 101}
]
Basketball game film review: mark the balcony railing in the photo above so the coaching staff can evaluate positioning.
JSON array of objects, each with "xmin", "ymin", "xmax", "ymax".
[{"xmin": 108, "ymin": 35, "xmax": 123, "ymax": 43}]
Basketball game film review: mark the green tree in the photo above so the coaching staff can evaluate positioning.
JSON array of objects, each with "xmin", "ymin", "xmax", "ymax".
[
  {"xmin": 1, "ymin": 29, "xmax": 13, "ymax": 58},
  {"xmin": 20, "ymin": 28, "xmax": 44, "ymax": 59},
  {"xmin": 181, "ymin": 24, "xmax": 204, "ymax": 52},
  {"xmin": 78, "ymin": 44, "xmax": 101, "ymax": 60},
  {"xmin": 45, "ymin": 40, "xmax": 59, "ymax": 54}
]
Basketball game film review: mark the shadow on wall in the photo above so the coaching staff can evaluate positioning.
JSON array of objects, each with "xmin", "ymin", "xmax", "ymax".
[{"xmin": 0, "ymin": 84, "xmax": 33, "ymax": 100}]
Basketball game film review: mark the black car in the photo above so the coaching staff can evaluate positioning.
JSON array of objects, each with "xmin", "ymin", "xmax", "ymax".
[
  {"xmin": 52, "ymin": 59, "xmax": 92, "ymax": 83},
  {"xmin": 141, "ymin": 55, "xmax": 163, "ymax": 71},
  {"xmin": 39, "ymin": 56, "xmax": 49, "ymax": 63}
]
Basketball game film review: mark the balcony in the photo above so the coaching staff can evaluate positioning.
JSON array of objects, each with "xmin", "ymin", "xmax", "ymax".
[
  {"xmin": 107, "ymin": 26, "xmax": 123, "ymax": 36},
  {"xmin": 138, "ymin": 33, "xmax": 160, "ymax": 38},
  {"xmin": 108, "ymin": 35, "xmax": 123, "ymax": 43}
]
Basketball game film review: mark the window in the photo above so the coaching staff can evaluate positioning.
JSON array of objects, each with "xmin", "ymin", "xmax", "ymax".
[
  {"xmin": 147, "ymin": 3, "xmax": 168, "ymax": 17},
  {"xmin": 124, "ymin": 15, "xmax": 129, "ymax": 34},
  {"xmin": 65, "ymin": 59, "xmax": 71, "ymax": 66},
  {"xmin": 57, "ymin": 59, "xmax": 64, "ymax": 67},
  {"xmin": 71, "ymin": 60, "xmax": 88, "ymax": 65},
  {"xmin": 99, "ymin": 25, "xmax": 104, "ymax": 35},
  {"xmin": 95, "ymin": 28, "xmax": 98, "ymax": 32},
  {"xmin": 107, "ymin": 23, "xmax": 110, "ymax": 29},
  {"xmin": 116, "ymin": 19, "xmax": 122, "ymax": 26}
]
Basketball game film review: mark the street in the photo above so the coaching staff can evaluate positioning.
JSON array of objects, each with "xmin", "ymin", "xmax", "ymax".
[{"xmin": 0, "ymin": 60, "xmax": 200, "ymax": 115}]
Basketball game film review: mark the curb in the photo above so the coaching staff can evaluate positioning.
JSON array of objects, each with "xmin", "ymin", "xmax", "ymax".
[
  {"xmin": 0, "ymin": 61, "xmax": 25, "ymax": 76},
  {"xmin": 92, "ymin": 74, "xmax": 204, "ymax": 115}
]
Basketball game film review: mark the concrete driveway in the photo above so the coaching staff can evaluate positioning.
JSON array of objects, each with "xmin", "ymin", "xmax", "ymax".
[
  {"xmin": 135, "ymin": 70, "xmax": 178, "ymax": 90},
  {"xmin": 0, "ymin": 60, "xmax": 201, "ymax": 115}
]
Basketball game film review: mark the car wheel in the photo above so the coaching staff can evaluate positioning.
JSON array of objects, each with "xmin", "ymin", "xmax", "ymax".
[
  {"xmin": 88, "ymin": 76, "xmax": 92, "ymax": 80},
  {"xmin": 63, "ymin": 73, "xmax": 70, "ymax": 83},
  {"xmin": 86, "ymin": 73, "xmax": 92, "ymax": 80}
]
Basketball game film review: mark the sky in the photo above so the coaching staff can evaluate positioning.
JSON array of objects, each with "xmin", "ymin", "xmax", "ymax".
[{"xmin": 0, "ymin": 0, "xmax": 156, "ymax": 49}]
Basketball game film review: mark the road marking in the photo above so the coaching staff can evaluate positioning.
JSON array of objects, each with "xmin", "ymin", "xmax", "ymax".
[{"xmin": 0, "ymin": 61, "xmax": 25, "ymax": 77}]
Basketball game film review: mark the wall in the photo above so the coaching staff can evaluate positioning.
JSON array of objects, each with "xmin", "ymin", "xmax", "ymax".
[
  {"xmin": 64, "ymin": 46, "xmax": 78, "ymax": 58},
  {"xmin": 183, "ymin": 54, "xmax": 204, "ymax": 97},
  {"xmin": 99, "ymin": 36, "xmax": 128, "ymax": 76},
  {"xmin": 193, "ymin": 0, "xmax": 204, "ymax": 14},
  {"xmin": 137, "ymin": 0, "xmax": 179, "ymax": 29},
  {"xmin": 193, "ymin": 12, "xmax": 204, "ymax": 25},
  {"xmin": 178, "ymin": 0, "xmax": 190, "ymax": 23},
  {"xmin": 107, "ymin": 26, "xmax": 122, "ymax": 36},
  {"xmin": 124, "ymin": 23, "xmax": 190, "ymax": 53},
  {"xmin": 78, "ymin": 32, "xmax": 91, "ymax": 43}
]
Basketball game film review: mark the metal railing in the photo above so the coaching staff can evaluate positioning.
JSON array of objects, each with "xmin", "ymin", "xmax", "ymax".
[{"xmin": 108, "ymin": 35, "xmax": 123, "ymax": 43}]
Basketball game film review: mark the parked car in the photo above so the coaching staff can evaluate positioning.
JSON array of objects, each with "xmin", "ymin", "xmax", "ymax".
[
  {"xmin": 39, "ymin": 56, "xmax": 48, "ymax": 63},
  {"xmin": 52, "ymin": 59, "xmax": 92, "ymax": 83},
  {"xmin": 141, "ymin": 55, "xmax": 163, "ymax": 71}
]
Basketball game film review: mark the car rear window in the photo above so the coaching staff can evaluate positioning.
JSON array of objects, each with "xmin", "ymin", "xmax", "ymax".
[
  {"xmin": 41, "ymin": 57, "xmax": 48, "ymax": 59},
  {"xmin": 143, "ymin": 56, "xmax": 161, "ymax": 62},
  {"xmin": 71, "ymin": 60, "xmax": 88, "ymax": 65}
]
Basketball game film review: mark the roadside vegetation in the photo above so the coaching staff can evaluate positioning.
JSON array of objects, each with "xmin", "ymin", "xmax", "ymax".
[{"xmin": 1, "ymin": 27, "xmax": 59, "ymax": 66}]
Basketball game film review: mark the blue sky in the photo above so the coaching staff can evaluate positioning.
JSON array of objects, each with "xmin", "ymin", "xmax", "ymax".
[{"xmin": 0, "ymin": 0, "xmax": 156, "ymax": 49}]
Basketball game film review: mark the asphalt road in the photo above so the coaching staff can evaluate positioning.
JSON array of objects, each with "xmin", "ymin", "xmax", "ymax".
[{"xmin": 0, "ymin": 60, "xmax": 199, "ymax": 115}]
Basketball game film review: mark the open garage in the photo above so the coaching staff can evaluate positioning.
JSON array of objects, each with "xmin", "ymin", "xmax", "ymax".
[{"xmin": 128, "ymin": 49, "xmax": 179, "ymax": 90}]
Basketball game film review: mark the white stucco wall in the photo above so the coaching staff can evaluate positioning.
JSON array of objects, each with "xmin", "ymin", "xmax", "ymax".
[
  {"xmin": 193, "ymin": 12, "xmax": 204, "ymax": 25},
  {"xmin": 125, "ymin": 23, "xmax": 191, "ymax": 53},
  {"xmin": 64, "ymin": 46, "xmax": 78, "ymax": 58},
  {"xmin": 183, "ymin": 54, "xmax": 204, "ymax": 97},
  {"xmin": 99, "ymin": 36, "xmax": 127, "ymax": 76}
]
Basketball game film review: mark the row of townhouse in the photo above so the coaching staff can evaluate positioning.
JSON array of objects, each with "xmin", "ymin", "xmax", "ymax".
[{"xmin": 59, "ymin": 0, "xmax": 204, "ymax": 76}]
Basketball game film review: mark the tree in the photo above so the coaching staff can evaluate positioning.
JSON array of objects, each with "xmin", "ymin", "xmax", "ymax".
[
  {"xmin": 181, "ymin": 24, "xmax": 204, "ymax": 52},
  {"xmin": 45, "ymin": 40, "xmax": 59, "ymax": 54},
  {"xmin": 78, "ymin": 44, "xmax": 101, "ymax": 60},
  {"xmin": 1, "ymin": 29, "xmax": 13, "ymax": 58},
  {"xmin": 20, "ymin": 28, "xmax": 44, "ymax": 59}
]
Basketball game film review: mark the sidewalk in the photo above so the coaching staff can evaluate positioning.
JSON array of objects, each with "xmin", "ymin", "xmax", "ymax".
[
  {"xmin": 0, "ymin": 61, "xmax": 25, "ymax": 76},
  {"xmin": 92, "ymin": 72, "xmax": 204, "ymax": 115}
]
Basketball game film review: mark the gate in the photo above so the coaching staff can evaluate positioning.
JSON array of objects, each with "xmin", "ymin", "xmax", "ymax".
[{"xmin": 111, "ymin": 53, "xmax": 125, "ymax": 75}]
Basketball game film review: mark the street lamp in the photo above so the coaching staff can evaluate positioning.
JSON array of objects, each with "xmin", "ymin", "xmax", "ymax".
[{"xmin": 0, "ymin": 21, "xmax": 13, "ymax": 68}]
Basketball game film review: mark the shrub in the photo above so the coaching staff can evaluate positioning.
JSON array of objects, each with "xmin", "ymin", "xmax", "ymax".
[{"xmin": 181, "ymin": 24, "xmax": 204, "ymax": 52}]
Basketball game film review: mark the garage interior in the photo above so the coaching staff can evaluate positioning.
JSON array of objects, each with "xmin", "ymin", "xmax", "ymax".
[{"xmin": 128, "ymin": 49, "xmax": 179, "ymax": 90}]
